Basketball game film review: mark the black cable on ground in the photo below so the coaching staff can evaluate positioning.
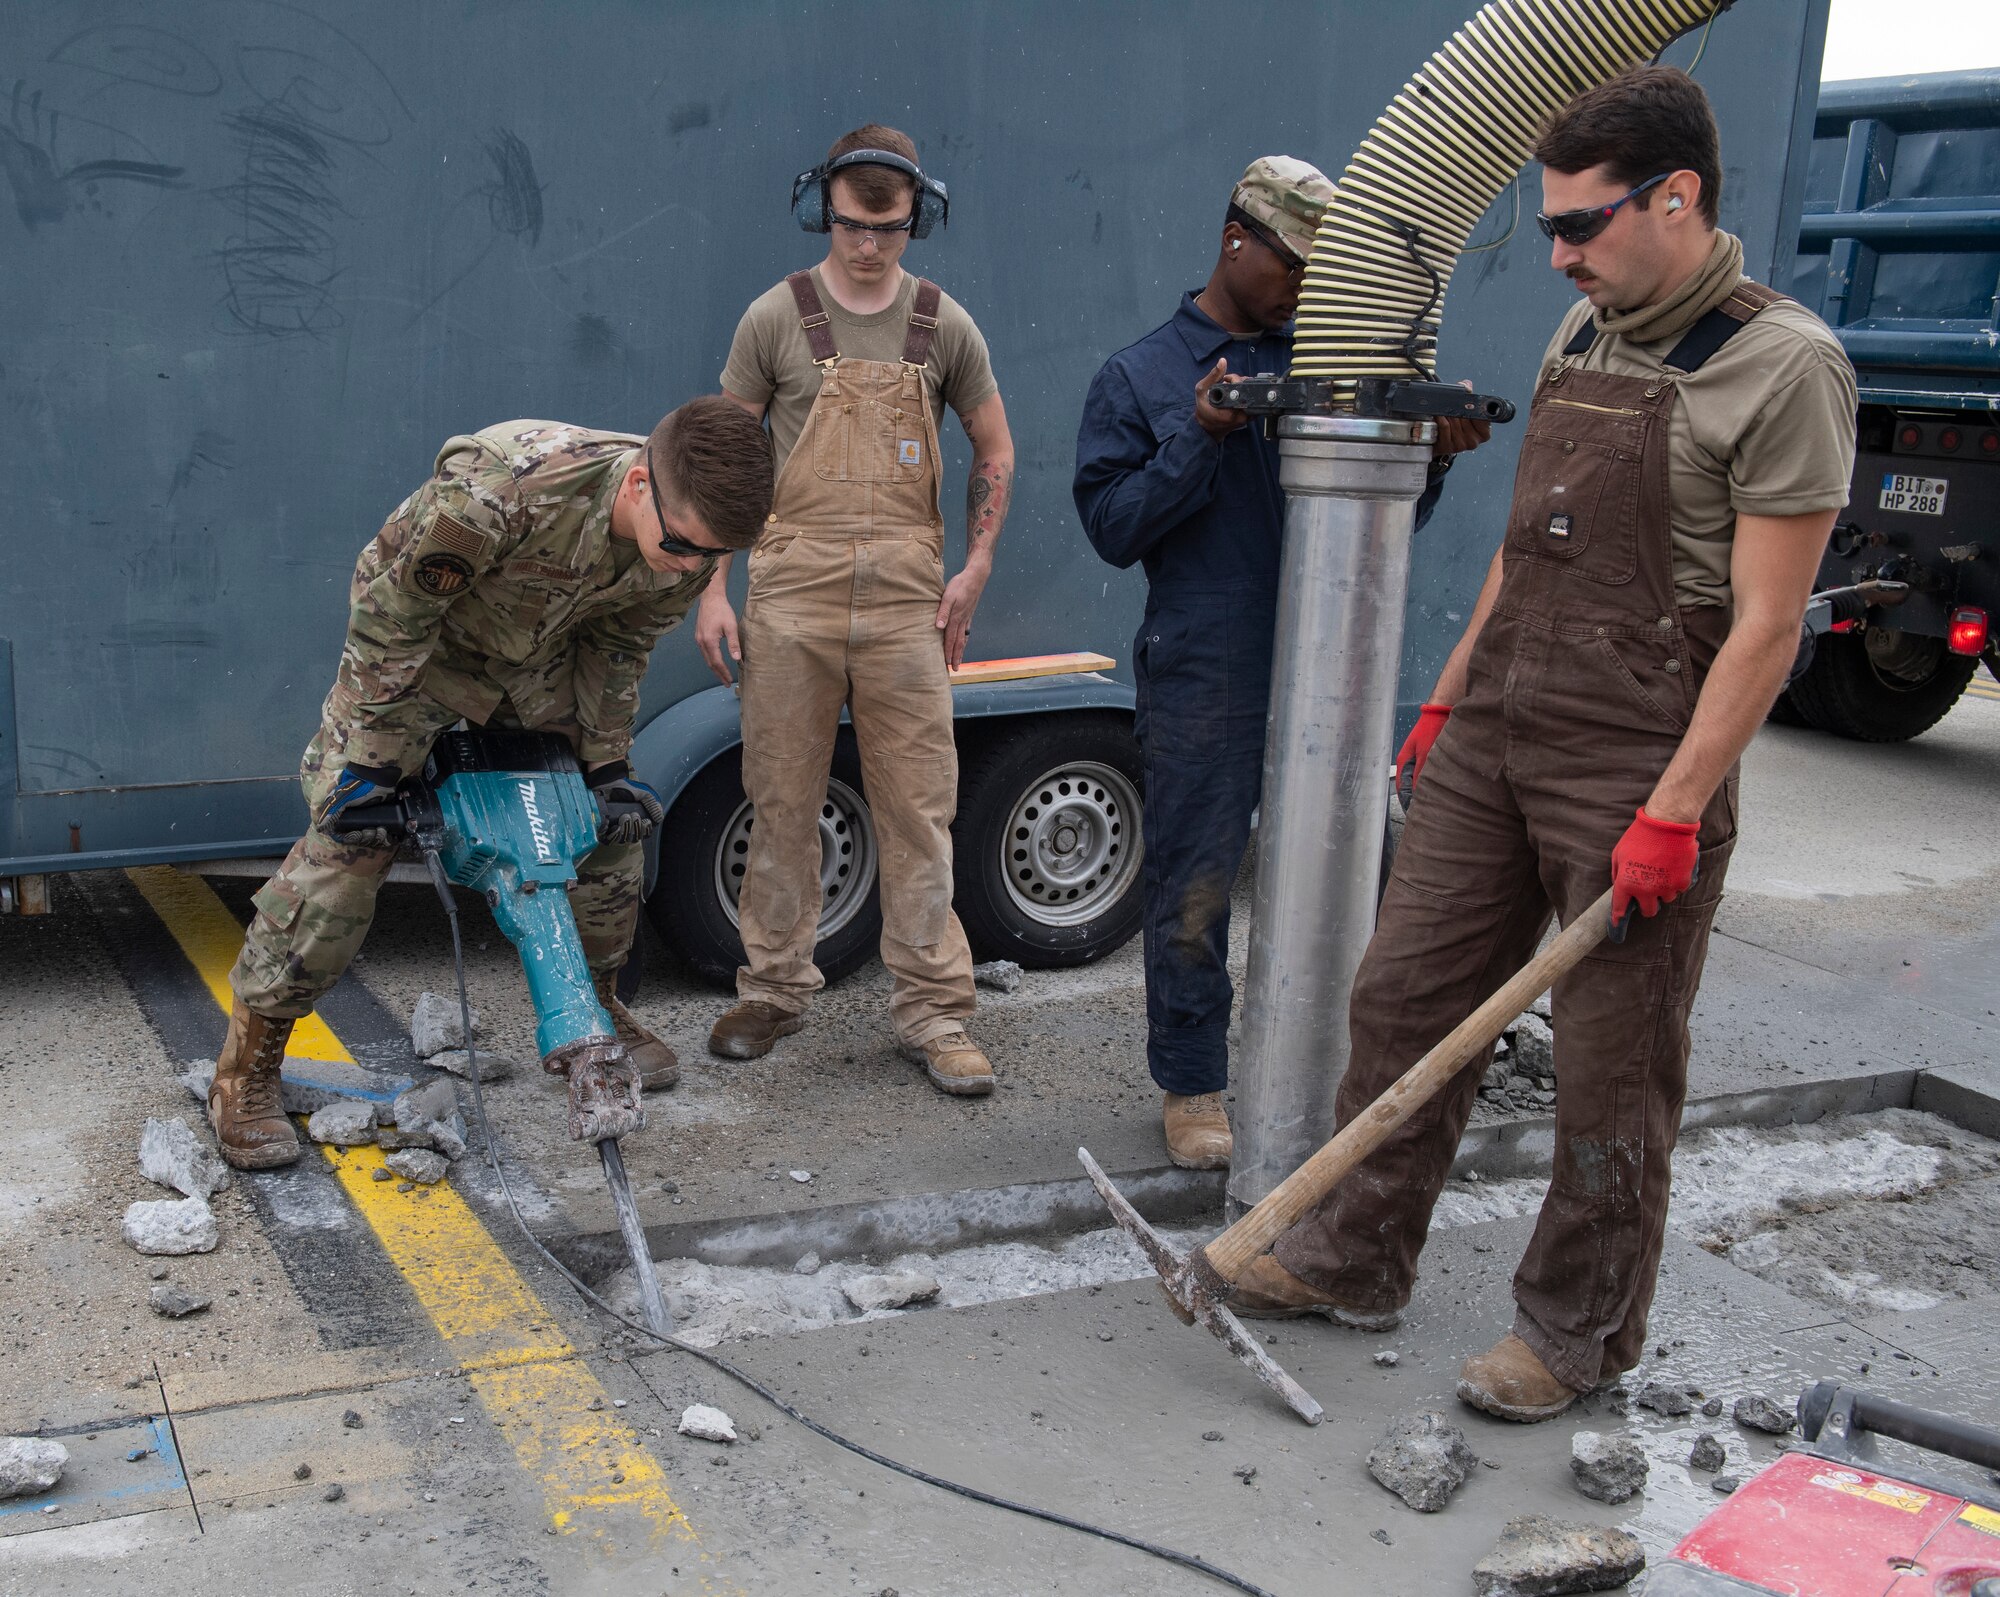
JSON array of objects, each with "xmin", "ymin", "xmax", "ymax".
[{"xmin": 423, "ymin": 848, "xmax": 1281, "ymax": 1597}]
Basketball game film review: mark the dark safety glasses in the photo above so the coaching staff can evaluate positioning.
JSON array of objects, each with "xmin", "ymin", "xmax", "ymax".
[
  {"xmin": 828, "ymin": 207, "xmax": 916, "ymax": 238},
  {"xmin": 1536, "ymin": 173, "xmax": 1670, "ymax": 246},
  {"xmin": 643, "ymin": 446, "xmax": 717, "ymax": 560},
  {"xmin": 1241, "ymin": 221, "xmax": 1309, "ymax": 277}
]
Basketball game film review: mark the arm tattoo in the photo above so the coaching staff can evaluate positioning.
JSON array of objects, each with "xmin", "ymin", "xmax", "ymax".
[{"xmin": 966, "ymin": 458, "xmax": 1013, "ymax": 557}]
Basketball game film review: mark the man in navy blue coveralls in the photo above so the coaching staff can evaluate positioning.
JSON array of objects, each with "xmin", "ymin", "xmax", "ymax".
[{"xmin": 1074, "ymin": 157, "xmax": 1486, "ymax": 1170}]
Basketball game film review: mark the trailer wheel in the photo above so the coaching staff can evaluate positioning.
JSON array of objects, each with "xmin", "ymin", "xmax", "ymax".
[
  {"xmin": 646, "ymin": 736, "xmax": 882, "ymax": 989},
  {"xmin": 952, "ymin": 713, "xmax": 1144, "ymax": 968},
  {"xmin": 1785, "ymin": 630, "xmax": 1978, "ymax": 742}
]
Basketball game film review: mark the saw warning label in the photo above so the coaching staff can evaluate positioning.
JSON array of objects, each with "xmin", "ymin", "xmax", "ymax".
[{"xmin": 1809, "ymin": 1469, "xmax": 1931, "ymax": 1514}]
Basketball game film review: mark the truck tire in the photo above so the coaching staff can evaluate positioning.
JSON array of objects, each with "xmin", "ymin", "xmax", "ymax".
[
  {"xmin": 1785, "ymin": 630, "xmax": 1978, "ymax": 743},
  {"xmin": 951, "ymin": 712, "xmax": 1144, "ymax": 968},
  {"xmin": 645, "ymin": 736, "xmax": 883, "ymax": 989}
]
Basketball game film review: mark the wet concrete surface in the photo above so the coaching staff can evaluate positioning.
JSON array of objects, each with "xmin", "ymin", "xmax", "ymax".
[{"xmin": 2, "ymin": 694, "xmax": 1997, "ymax": 1592}]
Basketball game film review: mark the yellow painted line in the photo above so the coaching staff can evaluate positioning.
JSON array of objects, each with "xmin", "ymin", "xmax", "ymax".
[
  {"xmin": 1964, "ymin": 679, "xmax": 2000, "ymax": 702},
  {"xmin": 125, "ymin": 866, "xmax": 352, "ymax": 1064},
  {"xmin": 133, "ymin": 868, "xmax": 729, "ymax": 1574}
]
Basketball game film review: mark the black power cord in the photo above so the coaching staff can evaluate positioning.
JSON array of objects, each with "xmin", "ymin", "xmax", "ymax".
[{"xmin": 422, "ymin": 847, "xmax": 1282, "ymax": 1597}]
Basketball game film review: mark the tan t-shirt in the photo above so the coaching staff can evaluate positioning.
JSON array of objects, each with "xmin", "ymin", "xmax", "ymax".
[
  {"xmin": 1536, "ymin": 293, "xmax": 1858, "ymax": 607},
  {"xmin": 721, "ymin": 267, "xmax": 999, "ymax": 472}
]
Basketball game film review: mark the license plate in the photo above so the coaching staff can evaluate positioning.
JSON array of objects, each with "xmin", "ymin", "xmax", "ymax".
[{"xmin": 1879, "ymin": 473, "xmax": 1948, "ymax": 515}]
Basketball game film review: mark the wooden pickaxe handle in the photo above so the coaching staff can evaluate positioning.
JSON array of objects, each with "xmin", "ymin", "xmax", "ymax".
[{"xmin": 1197, "ymin": 886, "xmax": 1614, "ymax": 1287}]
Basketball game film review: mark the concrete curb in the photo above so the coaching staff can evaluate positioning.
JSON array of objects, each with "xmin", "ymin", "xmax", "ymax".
[{"xmin": 548, "ymin": 1059, "xmax": 1998, "ymax": 1283}]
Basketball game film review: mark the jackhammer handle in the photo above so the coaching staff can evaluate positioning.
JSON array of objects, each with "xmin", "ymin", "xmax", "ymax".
[
  {"xmin": 1200, "ymin": 886, "xmax": 1614, "ymax": 1285},
  {"xmin": 329, "ymin": 796, "xmax": 408, "ymax": 836}
]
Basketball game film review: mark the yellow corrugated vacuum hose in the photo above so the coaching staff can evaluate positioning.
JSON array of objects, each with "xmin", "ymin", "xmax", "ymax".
[{"xmin": 1291, "ymin": 0, "xmax": 1727, "ymax": 392}]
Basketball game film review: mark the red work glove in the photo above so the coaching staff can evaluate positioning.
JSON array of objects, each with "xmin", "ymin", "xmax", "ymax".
[
  {"xmin": 1609, "ymin": 806, "xmax": 1701, "ymax": 938},
  {"xmin": 1394, "ymin": 703, "xmax": 1453, "ymax": 797}
]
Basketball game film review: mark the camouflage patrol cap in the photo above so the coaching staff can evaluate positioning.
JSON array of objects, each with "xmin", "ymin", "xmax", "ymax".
[{"xmin": 1231, "ymin": 155, "xmax": 1336, "ymax": 265}]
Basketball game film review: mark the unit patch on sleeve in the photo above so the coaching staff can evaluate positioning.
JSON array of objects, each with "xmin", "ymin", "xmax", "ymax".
[{"xmin": 414, "ymin": 552, "xmax": 474, "ymax": 596}]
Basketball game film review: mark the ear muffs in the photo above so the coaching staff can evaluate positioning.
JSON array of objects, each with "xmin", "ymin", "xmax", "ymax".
[{"xmin": 791, "ymin": 148, "xmax": 950, "ymax": 239}]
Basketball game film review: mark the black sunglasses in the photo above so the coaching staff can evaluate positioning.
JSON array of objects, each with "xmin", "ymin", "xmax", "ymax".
[
  {"xmin": 1536, "ymin": 173, "xmax": 1670, "ymax": 246},
  {"xmin": 828, "ymin": 206, "xmax": 916, "ymax": 237},
  {"xmin": 643, "ymin": 446, "xmax": 717, "ymax": 560}
]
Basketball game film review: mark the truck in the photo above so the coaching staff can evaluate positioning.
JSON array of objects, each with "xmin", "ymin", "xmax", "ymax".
[
  {"xmin": 0, "ymin": 0, "xmax": 1827, "ymax": 975},
  {"xmin": 1779, "ymin": 67, "xmax": 2000, "ymax": 741}
]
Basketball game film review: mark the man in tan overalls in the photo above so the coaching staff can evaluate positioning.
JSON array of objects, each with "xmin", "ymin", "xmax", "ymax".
[
  {"xmin": 1227, "ymin": 69, "xmax": 1859, "ymax": 1420},
  {"xmin": 698, "ymin": 125, "xmax": 1015, "ymax": 1094}
]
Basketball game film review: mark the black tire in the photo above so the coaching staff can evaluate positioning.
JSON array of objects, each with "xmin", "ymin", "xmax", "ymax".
[
  {"xmin": 952, "ymin": 712, "xmax": 1144, "ymax": 968},
  {"xmin": 645, "ymin": 735, "xmax": 883, "ymax": 989},
  {"xmin": 1785, "ymin": 630, "xmax": 1978, "ymax": 743},
  {"xmin": 1765, "ymin": 685, "xmax": 1810, "ymax": 727}
]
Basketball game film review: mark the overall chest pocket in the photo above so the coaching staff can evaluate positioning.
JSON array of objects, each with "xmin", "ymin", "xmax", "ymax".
[
  {"xmin": 812, "ymin": 398, "xmax": 929, "ymax": 484},
  {"xmin": 1506, "ymin": 397, "xmax": 1647, "ymax": 585}
]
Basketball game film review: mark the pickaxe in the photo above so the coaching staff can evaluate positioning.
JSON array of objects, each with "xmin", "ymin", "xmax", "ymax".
[{"xmin": 1080, "ymin": 886, "xmax": 1616, "ymax": 1424}]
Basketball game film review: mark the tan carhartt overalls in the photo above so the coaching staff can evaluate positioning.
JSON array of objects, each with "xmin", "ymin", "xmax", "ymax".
[
  {"xmin": 1272, "ymin": 282, "xmax": 1784, "ymax": 1392},
  {"xmin": 734, "ymin": 273, "xmax": 975, "ymax": 1044}
]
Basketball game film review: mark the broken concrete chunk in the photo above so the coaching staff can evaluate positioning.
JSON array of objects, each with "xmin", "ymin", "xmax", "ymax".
[
  {"xmin": 148, "ymin": 1283, "xmax": 212, "ymax": 1319},
  {"xmin": 1711, "ymin": 1473, "xmax": 1743, "ymax": 1494},
  {"xmin": 972, "ymin": 960, "xmax": 1024, "ymax": 994},
  {"xmin": 1366, "ymin": 1411, "xmax": 1478, "ymax": 1513},
  {"xmin": 122, "ymin": 1197, "xmax": 219, "ymax": 1256},
  {"xmin": 305, "ymin": 1100, "xmax": 378, "ymax": 1147},
  {"xmin": 384, "ymin": 1149, "xmax": 449, "ymax": 1186},
  {"xmin": 1472, "ymin": 1514, "xmax": 1644, "ymax": 1596},
  {"xmin": 842, "ymin": 1271, "xmax": 941, "ymax": 1313},
  {"xmin": 1733, "ymin": 1393, "xmax": 1796, "ymax": 1435},
  {"xmin": 1511, "ymin": 1011, "xmax": 1555, "ymax": 1079},
  {"xmin": 1637, "ymin": 1381, "xmax": 1693, "ymax": 1418},
  {"xmin": 411, "ymin": 991, "xmax": 481, "ymax": 1059},
  {"xmin": 677, "ymin": 1404, "xmax": 736, "ymax": 1443},
  {"xmin": 1687, "ymin": 1432, "xmax": 1727, "ymax": 1472},
  {"xmin": 792, "ymin": 1253, "xmax": 822, "ymax": 1276},
  {"xmin": 0, "ymin": 1438, "xmax": 68, "ymax": 1501},
  {"xmin": 1569, "ymin": 1431, "xmax": 1648, "ymax": 1504},
  {"xmin": 1701, "ymin": 1397, "xmax": 1724, "ymax": 1418},
  {"xmin": 178, "ymin": 1059, "xmax": 344, "ymax": 1118},
  {"xmin": 393, "ymin": 1080, "xmax": 468, "ymax": 1162},
  {"xmin": 1373, "ymin": 1350, "xmax": 1400, "ymax": 1367},
  {"xmin": 426, "ymin": 1048, "xmax": 517, "ymax": 1083},
  {"xmin": 138, "ymin": 1116, "xmax": 230, "ymax": 1199}
]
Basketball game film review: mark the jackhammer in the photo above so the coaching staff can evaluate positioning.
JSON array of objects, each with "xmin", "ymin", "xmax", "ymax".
[{"xmin": 332, "ymin": 728, "xmax": 674, "ymax": 1337}]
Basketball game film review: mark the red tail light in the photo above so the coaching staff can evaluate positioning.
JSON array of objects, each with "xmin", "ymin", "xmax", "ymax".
[{"xmin": 1946, "ymin": 607, "xmax": 1988, "ymax": 656}]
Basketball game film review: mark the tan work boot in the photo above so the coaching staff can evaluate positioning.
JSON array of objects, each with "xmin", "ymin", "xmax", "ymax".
[
  {"xmin": 1456, "ymin": 1333, "xmax": 1580, "ymax": 1422},
  {"xmin": 1225, "ymin": 1254, "xmax": 1403, "ymax": 1329},
  {"xmin": 708, "ymin": 999, "xmax": 804, "ymax": 1061},
  {"xmin": 209, "ymin": 999, "xmax": 302, "ymax": 1170},
  {"xmin": 1162, "ymin": 1091, "xmax": 1232, "ymax": 1170},
  {"xmin": 592, "ymin": 973, "xmax": 678, "ymax": 1092},
  {"xmin": 897, "ymin": 1027, "xmax": 995, "ymax": 1097}
]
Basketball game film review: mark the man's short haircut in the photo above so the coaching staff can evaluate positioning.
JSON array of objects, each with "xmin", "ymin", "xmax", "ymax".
[
  {"xmin": 825, "ymin": 124, "xmax": 921, "ymax": 213},
  {"xmin": 1534, "ymin": 66, "xmax": 1723, "ymax": 225},
  {"xmin": 647, "ymin": 396, "xmax": 774, "ymax": 550}
]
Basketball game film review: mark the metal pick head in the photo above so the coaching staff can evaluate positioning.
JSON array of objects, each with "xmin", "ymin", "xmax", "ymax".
[{"xmin": 1078, "ymin": 1148, "xmax": 1325, "ymax": 1426}]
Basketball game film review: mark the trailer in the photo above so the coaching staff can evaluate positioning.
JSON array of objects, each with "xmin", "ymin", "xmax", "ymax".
[
  {"xmin": 0, "ymin": 0, "xmax": 1827, "ymax": 980},
  {"xmin": 1781, "ymin": 68, "xmax": 2000, "ymax": 740}
]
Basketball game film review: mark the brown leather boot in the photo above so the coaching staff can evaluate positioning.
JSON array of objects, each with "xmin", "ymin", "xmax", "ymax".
[
  {"xmin": 1225, "ymin": 1254, "xmax": 1402, "ymax": 1329},
  {"xmin": 1456, "ymin": 1333, "xmax": 1580, "ymax": 1422},
  {"xmin": 1162, "ymin": 1092, "xmax": 1232, "ymax": 1170},
  {"xmin": 592, "ymin": 973, "xmax": 678, "ymax": 1092},
  {"xmin": 209, "ymin": 999, "xmax": 301, "ymax": 1170},
  {"xmin": 897, "ymin": 1027, "xmax": 995, "ymax": 1097},
  {"xmin": 708, "ymin": 999, "xmax": 804, "ymax": 1060}
]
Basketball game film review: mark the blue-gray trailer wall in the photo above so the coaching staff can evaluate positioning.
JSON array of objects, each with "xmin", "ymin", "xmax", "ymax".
[{"xmin": 0, "ymin": 0, "xmax": 1827, "ymax": 877}]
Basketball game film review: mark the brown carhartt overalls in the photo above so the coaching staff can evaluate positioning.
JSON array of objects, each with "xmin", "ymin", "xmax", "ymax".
[
  {"xmin": 734, "ymin": 274, "xmax": 976, "ymax": 1044},
  {"xmin": 1272, "ymin": 284, "xmax": 1783, "ymax": 1391}
]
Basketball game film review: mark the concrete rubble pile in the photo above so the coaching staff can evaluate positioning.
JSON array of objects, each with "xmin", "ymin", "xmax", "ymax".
[
  {"xmin": 410, "ymin": 990, "xmax": 519, "ymax": 1081},
  {"xmin": 124, "ymin": 1117, "xmax": 227, "ymax": 1257},
  {"xmin": 1479, "ymin": 995, "xmax": 1557, "ymax": 1114}
]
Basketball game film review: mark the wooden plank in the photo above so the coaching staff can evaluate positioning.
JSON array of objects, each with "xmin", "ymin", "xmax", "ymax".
[{"xmin": 947, "ymin": 652, "xmax": 1116, "ymax": 686}]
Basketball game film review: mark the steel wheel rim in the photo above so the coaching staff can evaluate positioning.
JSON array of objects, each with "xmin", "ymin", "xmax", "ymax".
[
  {"xmin": 999, "ymin": 759, "xmax": 1142, "ymax": 928},
  {"xmin": 714, "ymin": 777, "xmax": 877, "ymax": 935}
]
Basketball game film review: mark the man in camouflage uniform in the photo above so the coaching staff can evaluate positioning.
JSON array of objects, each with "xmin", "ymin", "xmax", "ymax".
[{"xmin": 213, "ymin": 399, "xmax": 774, "ymax": 1170}]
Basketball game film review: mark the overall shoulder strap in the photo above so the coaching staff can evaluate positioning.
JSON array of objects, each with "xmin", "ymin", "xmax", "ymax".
[
  {"xmin": 1562, "ymin": 317, "xmax": 1598, "ymax": 357},
  {"xmin": 786, "ymin": 271, "xmax": 838, "ymax": 365},
  {"xmin": 901, "ymin": 278, "xmax": 942, "ymax": 368},
  {"xmin": 1662, "ymin": 279, "xmax": 1789, "ymax": 374}
]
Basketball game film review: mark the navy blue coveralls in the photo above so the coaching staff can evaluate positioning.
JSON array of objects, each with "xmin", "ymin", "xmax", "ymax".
[{"xmin": 1074, "ymin": 292, "xmax": 1442, "ymax": 1097}]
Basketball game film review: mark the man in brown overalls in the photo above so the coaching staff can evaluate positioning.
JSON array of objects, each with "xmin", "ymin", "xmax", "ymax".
[
  {"xmin": 1228, "ymin": 68, "xmax": 1859, "ymax": 1420},
  {"xmin": 698, "ymin": 125, "xmax": 1015, "ymax": 1094}
]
